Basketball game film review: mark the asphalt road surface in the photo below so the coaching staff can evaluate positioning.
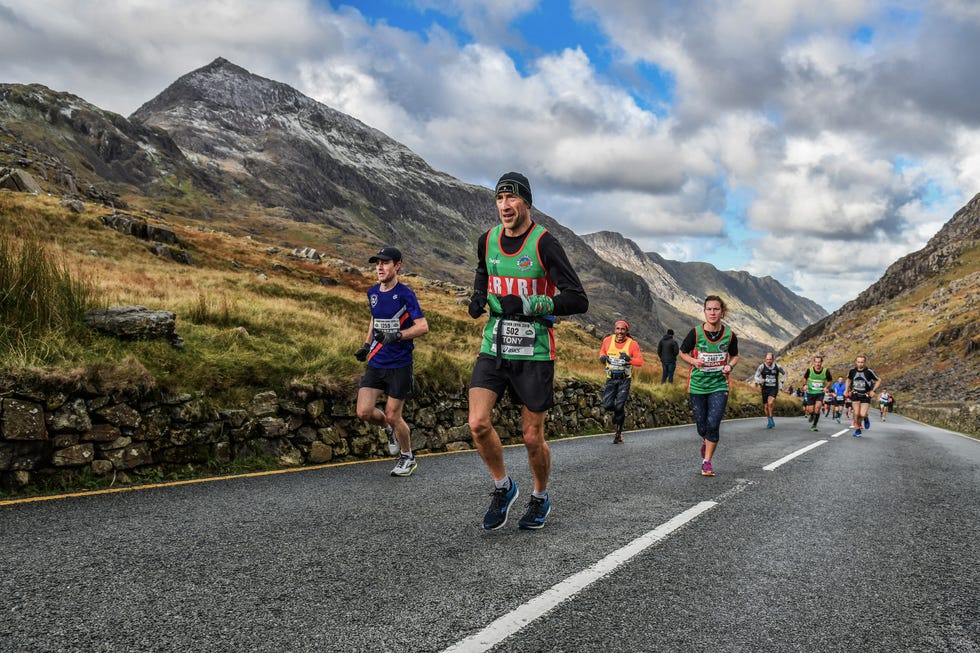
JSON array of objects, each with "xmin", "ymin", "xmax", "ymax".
[{"xmin": 2, "ymin": 413, "xmax": 978, "ymax": 652}]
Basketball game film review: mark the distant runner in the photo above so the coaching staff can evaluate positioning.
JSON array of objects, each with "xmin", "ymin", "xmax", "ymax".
[
  {"xmin": 845, "ymin": 355, "xmax": 881, "ymax": 437},
  {"xmin": 803, "ymin": 355, "xmax": 832, "ymax": 432},
  {"xmin": 599, "ymin": 319, "xmax": 644, "ymax": 443},
  {"xmin": 831, "ymin": 376, "xmax": 847, "ymax": 424},
  {"xmin": 878, "ymin": 389, "xmax": 892, "ymax": 421},
  {"xmin": 679, "ymin": 295, "xmax": 740, "ymax": 477},
  {"xmin": 753, "ymin": 351, "xmax": 786, "ymax": 429}
]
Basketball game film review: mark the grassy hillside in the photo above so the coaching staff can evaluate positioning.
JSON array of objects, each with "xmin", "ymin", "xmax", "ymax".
[
  {"xmin": 776, "ymin": 242, "xmax": 979, "ymax": 436},
  {"xmin": 1, "ymin": 191, "xmax": 781, "ymax": 419}
]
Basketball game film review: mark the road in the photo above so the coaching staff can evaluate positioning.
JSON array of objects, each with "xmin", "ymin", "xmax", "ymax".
[{"xmin": 2, "ymin": 413, "xmax": 978, "ymax": 652}]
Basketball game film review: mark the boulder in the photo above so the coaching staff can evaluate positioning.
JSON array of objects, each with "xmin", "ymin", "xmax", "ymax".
[
  {"xmin": 0, "ymin": 167, "xmax": 43, "ymax": 193},
  {"xmin": 83, "ymin": 305, "xmax": 183, "ymax": 347}
]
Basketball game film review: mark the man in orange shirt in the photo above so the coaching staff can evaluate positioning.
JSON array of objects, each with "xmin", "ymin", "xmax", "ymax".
[{"xmin": 599, "ymin": 319, "xmax": 644, "ymax": 443}]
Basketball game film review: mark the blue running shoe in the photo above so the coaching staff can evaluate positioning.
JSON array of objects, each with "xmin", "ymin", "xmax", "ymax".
[
  {"xmin": 864, "ymin": 417, "xmax": 871, "ymax": 429},
  {"xmin": 518, "ymin": 494, "xmax": 551, "ymax": 530},
  {"xmin": 483, "ymin": 480, "xmax": 519, "ymax": 531},
  {"xmin": 853, "ymin": 428, "xmax": 862, "ymax": 437}
]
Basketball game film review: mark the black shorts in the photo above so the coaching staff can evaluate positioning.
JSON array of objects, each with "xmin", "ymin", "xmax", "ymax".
[
  {"xmin": 852, "ymin": 393, "xmax": 871, "ymax": 404},
  {"xmin": 359, "ymin": 364, "xmax": 415, "ymax": 400},
  {"xmin": 469, "ymin": 355, "xmax": 555, "ymax": 412},
  {"xmin": 761, "ymin": 387, "xmax": 778, "ymax": 400},
  {"xmin": 834, "ymin": 398, "xmax": 845, "ymax": 406},
  {"xmin": 806, "ymin": 392, "xmax": 824, "ymax": 404}
]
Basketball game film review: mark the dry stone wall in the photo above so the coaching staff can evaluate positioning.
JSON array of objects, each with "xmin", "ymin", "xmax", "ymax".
[{"xmin": 0, "ymin": 378, "xmax": 763, "ymax": 491}]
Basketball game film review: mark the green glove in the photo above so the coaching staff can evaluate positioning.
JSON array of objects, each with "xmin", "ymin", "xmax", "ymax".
[{"xmin": 521, "ymin": 295, "xmax": 554, "ymax": 316}]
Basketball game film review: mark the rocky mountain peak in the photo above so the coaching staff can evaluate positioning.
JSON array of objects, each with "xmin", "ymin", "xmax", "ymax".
[{"xmin": 582, "ymin": 230, "xmax": 827, "ymax": 348}]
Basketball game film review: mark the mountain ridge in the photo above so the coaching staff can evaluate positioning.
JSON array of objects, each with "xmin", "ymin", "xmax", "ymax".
[
  {"xmin": 777, "ymin": 193, "xmax": 980, "ymax": 404},
  {"xmin": 581, "ymin": 230, "xmax": 827, "ymax": 348},
  {"xmin": 2, "ymin": 57, "xmax": 832, "ymax": 350}
]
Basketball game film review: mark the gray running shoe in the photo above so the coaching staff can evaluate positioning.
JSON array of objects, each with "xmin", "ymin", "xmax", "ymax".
[{"xmin": 390, "ymin": 454, "xmax": 417, "ymax": 477}]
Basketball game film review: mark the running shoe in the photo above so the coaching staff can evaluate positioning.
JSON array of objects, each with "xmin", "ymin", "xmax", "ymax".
[
  {"xmin": 613, "ymin": 432, "xmax": 624, "ymax": 444},
  {"xmin": 853, "ymin": 428, "xmax": 862, "ymax": 437},
  {"xmin": 767, "ymin": 417, "xmax": 775, "ymax": 429},
  {"xmin": 483, "ymin": 480, "xmax": 519, "ymax": 531},
  {"xmin": 390, "ymin": 454, "xmax": 417, "ymax": 477},
  {"xmin": 850, "ymin": 421, "xmax": 858, "ymax": 428},
  {"xmin": 384, "ymin": 424, "xmax": 398, "ymax": 456},
  {"xmin": 864, "ymin": 417, "xmax": 871, "ymax": 429},
  {"xmin": 390, "ymin": 453, "xmax": 417, "ymax": 477},
  {"xmin": 810, "ymin": 424, "xmax": 818, "ymax": 431},
  {"xmin": 518, "ymin": 494, "xmax": 551, "ymax": 530},
  {"xmin": 701, "ymin": 460, "xmax": 715, "ymax": 477}
]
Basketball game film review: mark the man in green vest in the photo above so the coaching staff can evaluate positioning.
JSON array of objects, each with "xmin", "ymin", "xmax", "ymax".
[{"xmin": 466, "ymin": 171, "xmax": 589, "ymax": 531}]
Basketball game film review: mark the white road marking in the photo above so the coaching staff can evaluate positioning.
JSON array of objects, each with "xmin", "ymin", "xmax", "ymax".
[
  {"xmin": 830, "ymin": 428, "xmax": 850, "ymax": 438},
  {"xmin": 763, "ymin": 440, "xmax": 827, "ymax": 471},
  {"xmin": 441, "ymin": 501, "xmax": 718, "ymax": 653}
]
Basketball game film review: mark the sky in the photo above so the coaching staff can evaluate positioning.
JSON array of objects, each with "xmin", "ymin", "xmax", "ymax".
[{"xmin": 2, "ymin": 1, "xmax": 980, "ymax": 311}]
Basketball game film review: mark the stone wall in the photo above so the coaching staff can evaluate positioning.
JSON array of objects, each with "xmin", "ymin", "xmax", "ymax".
[
  {"xmin": 899, "ymin": 402, "xmax": 980, "ymax": 438},
  {"xmin": 0, "ymin": 377, "xmax": 767, "ymax": 491}
]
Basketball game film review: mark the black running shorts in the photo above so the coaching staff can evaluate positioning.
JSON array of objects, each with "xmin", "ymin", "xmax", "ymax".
[
  {"xmin": 359, "ymin": 364, "xmax": 415, "ymax": 400},
  {"xmin": 469, "ymin": 355, "xmax": 555, "ymax": 412}
]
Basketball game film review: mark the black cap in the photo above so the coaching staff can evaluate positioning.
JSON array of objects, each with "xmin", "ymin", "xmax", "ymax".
[
  {"xmin": 495, "ymin": 171, "xmax": 532, "ymax": 207},
  {"xmin": 368, "ymin": 246, "xmax": 402, "ymax": 263}
]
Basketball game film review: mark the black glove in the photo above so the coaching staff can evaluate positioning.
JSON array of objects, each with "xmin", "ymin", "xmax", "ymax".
[
  {"xmin": 374, "ymin": 328, "xmax": 402, "ymax": 346},
  {"xmin": 468, "ymin": 293, "xmax": 487, "ymax": 319},
  {"xmin": 354, "ymin": 343, "xmax": 370, "ymax": 361},
  {"xmin": 599, "ymin": 355, "xmax": 609, "ymax": 365},
  {"xmin": 619, "ymin": 353, "xmax": 631, "ymax": 363},
  {"xmin": 498, "ymin": 295, "xmax": 523, "ymax": 315}
]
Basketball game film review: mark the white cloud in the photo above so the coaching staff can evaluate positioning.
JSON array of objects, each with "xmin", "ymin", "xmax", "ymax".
[{"xmin": 1, "ymin": 0, "xmax": 977, "ymax": 312}]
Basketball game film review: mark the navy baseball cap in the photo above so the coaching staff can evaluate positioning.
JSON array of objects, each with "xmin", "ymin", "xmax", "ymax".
[{"xmin": 368, "ymin": 246, "xmax": 402, "ymax": 263}]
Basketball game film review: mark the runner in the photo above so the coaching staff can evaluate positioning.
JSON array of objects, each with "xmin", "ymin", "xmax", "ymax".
[
  {"xmin": 822, "ymin": 386, "xmax": 834, "ymax": 417},
  {"xmin": 802, "ymin": 355, "xmax": 832, "ymax": 432},
  {"xmin": 753, "ymin": 351, "xmax": 786, "ymax": 429},
  {"xmin": 878, "ymin": 389, "xmax": 891, "ymax": 421},
  {"xmin": 831, "ymin": 376, "xmax": 847, "ymax": 423},
  {"xmin": 354, "ymin": 246, "xmax": 429, "ymax": 476},
  {"xmin": 466, "ymin": 172, "xmax": 589, "ymax": 531},
  {"xmin": 678, "ymin": 295, "xmax": 740, "ymax": 477},
  {"xmin": 599, "ymin": 319, "xmax": 644, "ymax": 443},
  {"xmin": 845, "ymin": 355, "xmax": 881, "ymax": 437}
]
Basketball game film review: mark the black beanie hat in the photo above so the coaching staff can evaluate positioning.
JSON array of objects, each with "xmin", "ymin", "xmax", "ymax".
[{"xmin": 495, "ymin": 171, "xmax": 532, "ymax": 207}]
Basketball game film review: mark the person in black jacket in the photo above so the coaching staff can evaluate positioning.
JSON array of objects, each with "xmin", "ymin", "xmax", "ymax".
[{"xmin": 657, "ymin": 329, "xmax": 679, "ymax": 383}]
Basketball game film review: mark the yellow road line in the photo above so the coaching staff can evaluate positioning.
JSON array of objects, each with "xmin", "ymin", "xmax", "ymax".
[{"xmin": 0, "ymin": 428, "xmax": 652, "ymax": 508}]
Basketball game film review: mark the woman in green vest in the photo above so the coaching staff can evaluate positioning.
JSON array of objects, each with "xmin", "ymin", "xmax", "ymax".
[{"xmin": 678, "ymin": 295, "xmax": 740, "ymax": 477}]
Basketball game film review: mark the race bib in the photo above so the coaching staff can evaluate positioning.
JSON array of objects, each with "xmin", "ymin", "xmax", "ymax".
[
  {"xmin": 608, "ymin": 356, "xmax": 629, "ymax": 370},
  {"xmin": 373, "ymin": 318, "xmax": 400, "ymax": 333},
  {"xmin": 699, "ymin": 352, "xmax": 727, "ymax": 373},
  {"xmin": 491, "ymin": 319, "xmax": 536, "ymax": 357}
]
